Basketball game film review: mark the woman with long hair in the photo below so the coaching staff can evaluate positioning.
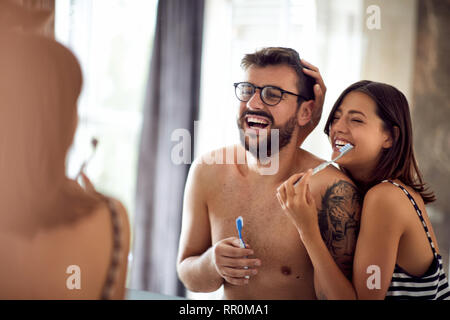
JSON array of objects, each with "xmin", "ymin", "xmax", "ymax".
[
  {"xmin": 277, "ymin": 80, "xmax": 449, "ymax": 299},
  {"xmin": 0, "ymin": 31, "xmax": 130, "ymax": 299}
]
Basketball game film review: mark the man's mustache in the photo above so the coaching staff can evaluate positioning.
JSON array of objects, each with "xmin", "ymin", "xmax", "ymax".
[{"xmin": 239, "ymin": 110, "xmax": 274, "ymax": 124}]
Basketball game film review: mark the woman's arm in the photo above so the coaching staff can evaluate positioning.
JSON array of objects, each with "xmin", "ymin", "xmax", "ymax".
[
  {"xmin": 278, "ymin": 170, "xmax": 356, "ymax": 299},
  {"xmin": 277, "ymin": 171, "xmax": 403, "ymax": 300},
  {"xmin": 351, "ymin": 184, "xmax": 404, "ymax": 299}
]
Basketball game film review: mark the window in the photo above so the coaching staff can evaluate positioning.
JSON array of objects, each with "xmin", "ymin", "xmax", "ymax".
[
  {"xmin": 197, "ymin": 0, "xmax": 363, "ymax": 163},
  {"xmin": 55, "ymin": 0, "xmax": 158, "ymax": 242}
]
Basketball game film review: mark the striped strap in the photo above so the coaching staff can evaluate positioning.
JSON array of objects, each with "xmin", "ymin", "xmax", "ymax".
[{"xmin": 381, "ymin": 180, "xmax": 438, "ymax": 258}]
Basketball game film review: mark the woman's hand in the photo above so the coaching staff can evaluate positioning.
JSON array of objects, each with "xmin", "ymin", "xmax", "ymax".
[
  {"xmin": 278, "ymin": 169, "xmax": 359, "ymax": 300},
  {"xmin": 301, "ymin": 59, "xmax": 326, "ymax": 130},
  {"xmin": 276, "ymin": 169, "xmax": 320, "ymax": 239}
]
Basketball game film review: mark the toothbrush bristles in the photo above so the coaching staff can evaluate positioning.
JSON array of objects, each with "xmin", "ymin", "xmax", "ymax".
[
  {"xmin": 340, "ymin": 143, "xmax": 353, "ymax": 154},
  {"xmin": 331, "ymin": 143, "xmax": 353, "ymax": 163}
]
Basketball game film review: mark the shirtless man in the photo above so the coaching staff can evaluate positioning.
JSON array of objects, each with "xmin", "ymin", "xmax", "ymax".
[{"xmin": 177, "ymin": 47, "xmax": 361, "ymax": 299}]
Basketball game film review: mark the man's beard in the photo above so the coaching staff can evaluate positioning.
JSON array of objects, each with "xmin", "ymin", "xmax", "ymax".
[{"xmin": 237, "ymin": 111, "xmax": 297, "ymax": 160}]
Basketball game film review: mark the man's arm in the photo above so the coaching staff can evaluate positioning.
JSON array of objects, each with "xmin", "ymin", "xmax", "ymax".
[
  {"xmin": 314, "ymin": 178, "xmax": 362, "ymax": 298},
  {"xmin": 277, "ymin": 169, "xmax": 362, "ymax": 299},
  {"xmin": 317, "ymin": 180, "xmax": 362, "ymax": 277},
  {"xmin": 176, "ymin": 159, "xmax": 224, "ymax": 292}
]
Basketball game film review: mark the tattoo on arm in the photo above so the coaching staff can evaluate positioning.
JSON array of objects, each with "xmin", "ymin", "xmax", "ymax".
[{"xmin": 318, "ymin": 180, "xmax": 362, "ymax": 279}]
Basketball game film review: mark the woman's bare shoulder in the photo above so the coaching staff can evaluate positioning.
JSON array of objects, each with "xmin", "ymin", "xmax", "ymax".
[
  {"xmin": 364, "ymin": 182, "xmax": 403, "ymax": 208},
  {"xmin": 101, "ymin": 197, "xmax": 130, "ymax": 300},
  {"xmin": 362, "ymin": 182, "xmax": 408, "ymax": 227},
  {"xmin": 0, "ymin": 195, "xmax": 128, "ymax": 299},
  {"xmin": 71, "ymin": 195, "xmax": 130, "ymax": 269},
  {"xmin": 88, "ymin": 196, "xmax": 130, "ymax": 250},
  {"xmin": 107, "ymin": 198, "xmax": 130, "ymax": 230}
]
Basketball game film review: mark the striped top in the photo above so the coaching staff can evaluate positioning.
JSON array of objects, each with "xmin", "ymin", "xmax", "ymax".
[
  {"xmin": 382, "ymin": 180, "xmax": 450, "ymax": 300},
  {"xmin": 100, "ymin": 197, "xmax": 123, "ymax": 300}
]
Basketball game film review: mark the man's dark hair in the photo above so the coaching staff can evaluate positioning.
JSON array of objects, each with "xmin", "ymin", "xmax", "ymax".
[{"xmin": 240, "ymin": 47, "xmax": 315, "ymax": 103}]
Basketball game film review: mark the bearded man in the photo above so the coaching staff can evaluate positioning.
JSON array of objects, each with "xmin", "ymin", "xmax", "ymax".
[{"xmin": 177, "ymin": 47, "xmax": 361, "ymax": 299}]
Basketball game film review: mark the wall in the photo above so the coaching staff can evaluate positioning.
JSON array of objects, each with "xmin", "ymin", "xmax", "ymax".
[
  {"xmin": 360, "ymin": 0, "xmax": 449, "ymax": 274},
  {"xmin": 411, "ymin": 0, "xmax": 450, "ymax": 274}
]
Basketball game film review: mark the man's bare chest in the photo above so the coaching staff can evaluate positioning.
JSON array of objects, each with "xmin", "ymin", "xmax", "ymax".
[{"xmin": 206, "ymin": 178, "xmax": 312, "ymax": 275}]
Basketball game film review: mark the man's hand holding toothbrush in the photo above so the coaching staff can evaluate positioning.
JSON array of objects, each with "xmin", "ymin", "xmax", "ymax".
[{"xmin": 212, "ymin": 237, "xmax": 261, "ymax": 286}]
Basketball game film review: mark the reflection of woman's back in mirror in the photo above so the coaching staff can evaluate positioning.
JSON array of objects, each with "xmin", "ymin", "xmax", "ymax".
[{"xmin": 0, "ymin": 31, "xmax": 130, "ymax": 299}]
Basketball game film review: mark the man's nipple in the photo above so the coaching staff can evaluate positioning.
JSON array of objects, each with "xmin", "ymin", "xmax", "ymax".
[{"xmin": 281, "ymin": 266, "xmax": 291, "ymax": 276}]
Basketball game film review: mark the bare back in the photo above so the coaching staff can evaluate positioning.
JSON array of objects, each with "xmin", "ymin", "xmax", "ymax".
[{"xmin": 0, "ymin": 198, "xmax": 130, "ymax": 299}]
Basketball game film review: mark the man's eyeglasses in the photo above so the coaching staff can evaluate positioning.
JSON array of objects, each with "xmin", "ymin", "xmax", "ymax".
[{"xmin": 233, "ymin": 82, "xmax": 308, "ymax": 106}]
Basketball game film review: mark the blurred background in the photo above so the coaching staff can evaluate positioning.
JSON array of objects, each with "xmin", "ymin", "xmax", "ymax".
[{"xmin": 13, "ymin": 0, "xmax": 450, "ymax": 299}]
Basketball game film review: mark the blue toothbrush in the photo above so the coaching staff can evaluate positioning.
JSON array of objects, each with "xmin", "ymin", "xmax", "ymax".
[
  {"xmin": 236, "ymin": 216, "xmax": 250, "ymax": 279},
  {"xmin": 236, "ymin": 216, "xmax": 246, "ymax": 248}
]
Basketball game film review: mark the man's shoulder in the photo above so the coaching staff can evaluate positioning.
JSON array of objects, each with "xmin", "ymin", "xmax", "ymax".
[
  {"xmin": 310, "ymin": 166, "xmax": 361, "ymax": 214},
  {"xmin": 189, "ymin": 145, "xmax": 241, "ymax": 177},
  {"xmin": 313, "ymin": 165, "xmax": 357, "ymax": 192},
  {"xmin": 296, "ymin": 148, "xmax": 358, "ymax": 196},
  {"xmin": 297, "ymin": 149, "xmax": 353, "ymax": 181}
]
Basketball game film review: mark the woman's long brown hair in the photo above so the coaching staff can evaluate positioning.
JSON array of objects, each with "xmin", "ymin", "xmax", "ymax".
[
  {"xmin": 0, "ymin": 31, "xmax": 102, "ymax": 232},
  {"xmin": 324, "ymin": 80, "xmax": 436, "ymax": 204}
]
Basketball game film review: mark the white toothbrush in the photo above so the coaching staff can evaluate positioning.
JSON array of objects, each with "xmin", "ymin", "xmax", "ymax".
[
  {"xmin": 294, "ymin": 143, "xmax": 353, "ymax": 187},
  {"xmin": 75, "ymin": 137, "xmax": 99, "ymax": 181}
]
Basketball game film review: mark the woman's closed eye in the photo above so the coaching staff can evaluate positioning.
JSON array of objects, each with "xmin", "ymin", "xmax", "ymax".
[{"xmin": 331, "ymin": 116, "xmax": 340, "ymax": 123}]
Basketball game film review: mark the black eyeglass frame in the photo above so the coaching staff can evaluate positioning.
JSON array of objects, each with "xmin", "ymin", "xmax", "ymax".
[{"xmin": 233, "ymin": 82, "xmax": 309, "ymax": 106}]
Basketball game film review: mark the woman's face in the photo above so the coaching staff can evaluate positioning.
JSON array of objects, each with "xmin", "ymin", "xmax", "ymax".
[{"xmin": 328, "ymin": 91, "xmax": 393, "ymax": 180}]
